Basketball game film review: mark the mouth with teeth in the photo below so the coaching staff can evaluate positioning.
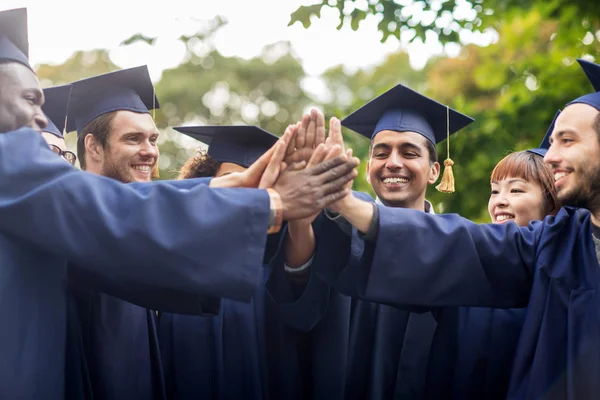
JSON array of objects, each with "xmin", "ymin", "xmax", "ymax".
[
  {"xmin": 381, "ymin": 176, "xmax": 410, "ymax": 187},
  {"xmin": 554, "ymin": 170, "xmax": 570, "ymax": 186},
  {"xmin": 494, "ymin": 213, "xmax": 515, "ymax": 223},
  {"xmin": 132, "ymin": 164, "xmax": 153, "ymax": 176}
]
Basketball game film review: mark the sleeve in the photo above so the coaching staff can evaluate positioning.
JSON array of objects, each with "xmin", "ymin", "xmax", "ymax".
[
  {"xmin": 0, "ymin": 128, "xmax": 270, "ymax": 302},
  {"xmin": 265, "ymin": 216, "xmax": 335, "ymax": 332},
  {"xmin": 357, "ymin": 205, "xmax": 540, "ymax": 309},
  {"xmin": 67, "ymin": 266, "xmax": 221, "ymax": 315}
]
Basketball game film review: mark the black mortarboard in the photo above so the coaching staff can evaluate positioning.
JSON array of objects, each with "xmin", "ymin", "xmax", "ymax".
[
  {"xmin": 174, "ymin": 125, "xmax": 278, "ymax": 168},
  {"xmin": 42, "ymin": 84, "xmax": 72, "ymax": 138},
  {"xmin": 341, "ymin": 84, "xmax": 474, "ymax": 144},
  {"xmin": 568, "ymin": 58, "xmax": 600, "ymax": 112},
  {"xmin": 0, "ymin": 8, "xmax": 31, "ymax": 70},
  {"xmin": 66, "ymin": 65, "xmax": 159, "ymax": 135},
  {"xmin": 526, "ymin": 110, "xmax": 560, "ymax": 157}
]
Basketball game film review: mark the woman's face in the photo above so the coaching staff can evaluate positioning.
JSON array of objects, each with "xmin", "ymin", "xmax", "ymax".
[{"xmin": 488, "ymin": 176, "xmax": 548, "ymax": 227}]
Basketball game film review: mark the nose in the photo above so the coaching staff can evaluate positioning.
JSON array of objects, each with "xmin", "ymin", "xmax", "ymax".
[
  {"xmin": 33, "ymin": 111, "xmax": 48, "ymax": 132},
  {"xmin": 385, "ymin": 151, "xmax": 403, "ymax": 169},
  {"xmin": 493, "ymin": 191, "xmax": 509, "ymax": 208},
  {"xmin": 543, "ymin": 142, "xmax": 560, "ymax": 167},
  {"xmin": 139, "ymin": 139, "xmax": 159, "ymax": 159}
]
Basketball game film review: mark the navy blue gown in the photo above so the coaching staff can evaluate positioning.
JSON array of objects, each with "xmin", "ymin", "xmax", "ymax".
[{"xmin": 0, "ymin": 128, "xmax": 271, "ymax": 399}]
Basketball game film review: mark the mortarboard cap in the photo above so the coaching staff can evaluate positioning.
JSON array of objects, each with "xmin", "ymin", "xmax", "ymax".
[
  {"xmin": 341, "ymin": 84, "xmax": 474, "ymax": 144},
  {"xmin": 42, "ymin": 84, "xmax": 72, "ymax": 138},
  {"xmin": 526, "ymin": 110, "xmax": 560, "ymax": 157},
  {"xmin": 174, "ymin": 125, "xmax": 279, "ymax": 168},
  {"xmin": 0, "ymin": 8, "xmax": 32, "ymax": 70},
  {"xmin": 66, "ymin": 65, "xmax": 159, "ymax": 135},
  {"xmin": 567, "ymin": 59, "xmax": 600, "ymax": 112}
]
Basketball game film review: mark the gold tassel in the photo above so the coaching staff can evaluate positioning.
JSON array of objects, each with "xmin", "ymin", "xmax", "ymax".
[
  {"xmin": 436, "ymin": 106, "xmax": 455, "ymax": 193},
  {"xmin": 152, "ymin": 163, "xmax": 160, "ymax": 179},
  {"xmin": 436, "ymin": 158, "xmax": 454, "ymax": 193}
]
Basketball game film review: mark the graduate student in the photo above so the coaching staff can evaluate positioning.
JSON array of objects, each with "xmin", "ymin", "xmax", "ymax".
[
  {"xmin": 160, "ymin": 125, "xmax": 279, "ymax": 400},
  {"xmin": 0, "ymin": 8, "xmax": 359, "ymax": 398},
  {"xmin": 425, "ymin": 114, "xmax": 559, "ymax": 400},
  {"xmin": 321, "ymin": 58, "xmax": 600, "ymax": 399},
  {"xmin": 273, "ymin": 85, "xmax": 474, "ymax": 399}
]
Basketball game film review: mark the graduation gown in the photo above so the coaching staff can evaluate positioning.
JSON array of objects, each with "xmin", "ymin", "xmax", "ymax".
[
  {"xmin": 268, "ymin": 192, "xmax": 437, "ymax": 400},
  {"xmin": 0, "ymin": 129, "xmax": 270, "ymax": 399},
  {"xmin": 345, "ymin": 204, "xmax": 600, "ymax": 399},
  {"xmin": 425, "ymin": 307, "xmax": 526, "ymax": 400}
]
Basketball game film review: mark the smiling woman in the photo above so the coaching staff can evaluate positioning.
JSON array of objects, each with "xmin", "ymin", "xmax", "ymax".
[{"xmin": 488, "ymin": 151, "xmax": 558, "ymax": 227}]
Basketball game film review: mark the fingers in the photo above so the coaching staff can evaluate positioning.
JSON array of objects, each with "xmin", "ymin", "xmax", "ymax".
[
  {"xmin": 312, "ymin": 155, "xmax": 359, "ymax": 186},
  {"xmin": 307, "ymin": 152, "xmax": 347, "ymax": 176},
  {"xmin": 320, "ymin": 168, "xmax": 358, "ymax": 197},
  {"xmin": 288, "ymin": 161, "xmax": 307, "ymax": 171},
  {"xmin": 305, "ymin": 109, "xmax": 317, "ymax": 149},
  {"xmin": 295, "ymin": 114, "xmax": 310, "ymax": 150},
  {"xmin": 306, "ymin": 143, "xmax": 328, "ymax": 169},
  {"xmin": 258, "ymin": 127, "xmax": 297, "ymax": 189},
  {"xmin": 328, "ymin": 117, "xmax": 345, "ymax": 151},
  {"xmin": 315, "ymin": 109, "xmax": 326, "ymax": 148},
  {"xmin": 285, "ymin": 124, "xmax": 298, "ymax": 157}
]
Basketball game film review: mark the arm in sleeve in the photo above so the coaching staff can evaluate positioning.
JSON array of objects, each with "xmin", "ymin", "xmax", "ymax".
[
  {"xmin": 0, "ymin": 129, "xmax": 270, "ymax": 302},
  {"xmin": 358, "ymin": 205, "xmax": 540, "ymax": 309}
]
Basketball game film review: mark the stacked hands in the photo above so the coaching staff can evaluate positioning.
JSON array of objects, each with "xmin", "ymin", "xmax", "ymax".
[{"xmin": 210, "ymin": 109, "xmax": 360, "ymax": 222}]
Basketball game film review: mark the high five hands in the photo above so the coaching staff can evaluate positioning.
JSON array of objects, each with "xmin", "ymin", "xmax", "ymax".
[{"xmin": 210, "ymin": 109, "xmax": 360, "ymax": 221}]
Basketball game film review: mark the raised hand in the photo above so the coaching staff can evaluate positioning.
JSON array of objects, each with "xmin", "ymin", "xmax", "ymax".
[
  {"xmin": 274, "ymin": 144, "xmax": 360, "ymax": 221},
  {"xmin": 284, "ymin": 109, "xmax": 327, "ymax": 166}
]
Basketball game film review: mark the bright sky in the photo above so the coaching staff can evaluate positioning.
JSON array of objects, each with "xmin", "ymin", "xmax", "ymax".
[{"xmin": 4, "ymin": 0, "xmax": 494, "ymax": 86}]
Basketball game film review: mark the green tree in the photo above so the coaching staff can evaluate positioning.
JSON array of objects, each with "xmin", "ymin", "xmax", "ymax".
[{"xmin": 289, "ymin": 0, "xmax": 600, "ymax": 45}]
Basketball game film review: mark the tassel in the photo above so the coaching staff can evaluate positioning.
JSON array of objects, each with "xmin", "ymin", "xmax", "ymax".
[
  {"xmin": 152, "ymin": 163, "xmax": 160, "ymax": 179},
  {"xmin": 436, "ymin": 158, "xmax": 454, "ymax": 193},
  {"xmin": 436, "ymin": 106, "xmax": 455, "ymax": 193}
]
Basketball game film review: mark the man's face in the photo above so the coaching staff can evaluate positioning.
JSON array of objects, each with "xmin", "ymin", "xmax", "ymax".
[
  {"xmin": 545, "ymin": 103, "xmax": 600, "ymax": 210},
  {"xmin": 100, "ymin": 110, "xmax": 159, "ymax": 183},
  {"xmin": 0, "ymin": 63, "xmax": 47, "ymax": 133},
  {"xmin": 366, "ymin": 130, "xmax": 440, "ymax": 209}
]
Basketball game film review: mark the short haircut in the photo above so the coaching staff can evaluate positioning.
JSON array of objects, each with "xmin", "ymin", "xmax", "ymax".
[{"xmin": 76, "ymin": 111, "xmax": 117, "ymax": 170}]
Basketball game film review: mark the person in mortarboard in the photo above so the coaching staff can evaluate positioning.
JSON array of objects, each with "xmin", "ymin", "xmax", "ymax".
[
  {"xmin": 159, "ymin": 125, "xmax": 292, "ymax": 400},
  {"xmin": 0, "ymin": 7, "xmax": 359, "ymax": 399},
  {"xmin": 313, "ymin": 59, "xmax": 600, "ymax": 399},
  {"xmin": 268, "ymin": 85, "xmax": 473, "ymax": 399},
  {"xmin": 424, "ymin": 114, "xmax": 559, "ymax": 400},
  {"xmin": 41, "ymin": 84, "xmax": 77, "ymax": 165}
]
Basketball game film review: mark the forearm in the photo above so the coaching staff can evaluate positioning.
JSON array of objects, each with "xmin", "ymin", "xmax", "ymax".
[
  {"xmin": 338, "ymin": 195, "xmax": 375, "ymax": 234},
  {"xmin": 284, "ymin": 221, "xmax": 315, "ymax": 268}
]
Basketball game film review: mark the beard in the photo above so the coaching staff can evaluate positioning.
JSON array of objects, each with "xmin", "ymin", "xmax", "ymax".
[
  {"xmin": 558, "ymin": 161, "xmax": 600, "ymax": 212},
  {"xmin": 101, "ymin": 152, "xmax": 135, "ymax": 183}
]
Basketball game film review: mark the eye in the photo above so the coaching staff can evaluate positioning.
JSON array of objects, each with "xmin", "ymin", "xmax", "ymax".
[
  {"xmin": 490, "ymin": 189, "xmax": 499, "ymax": 195},
  {"xmin": 150, "ymin": 136, "xmax": 158, "ymax": 144},
  {"xmin": 510, "ymin": 188, "xmax": 524, "ymax": 193},
  {"xmin": 404, "ymin": 152, "xmax": 419, "ymax": 158},
  {"xmin": 373, "ymin": 152, "xmax": 388, "ymax": 159}
]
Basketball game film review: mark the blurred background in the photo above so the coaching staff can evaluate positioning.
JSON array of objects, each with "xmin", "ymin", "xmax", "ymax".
[{"xmin": 7, "ymin": 0, "xmax": 600, "ymax": 221}]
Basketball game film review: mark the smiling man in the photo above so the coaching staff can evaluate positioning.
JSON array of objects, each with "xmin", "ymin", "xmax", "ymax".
[
  {"xmin": 70, "ymin": 65, "xmax": 159, "ymax": 182},
  {"xmin": 319, "ymin": 59, "xmax": 600, "ymax": 399}
]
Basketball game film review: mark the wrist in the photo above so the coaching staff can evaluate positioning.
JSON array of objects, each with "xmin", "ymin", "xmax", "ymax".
[{"xmin": 267, "ymin": 188, "xmax": 283, "ymax": 234}]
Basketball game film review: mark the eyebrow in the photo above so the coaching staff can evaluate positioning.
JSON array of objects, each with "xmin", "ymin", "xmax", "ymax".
[
  {"xmin": 550, "ymin": 129, "xmax": 578, "ymax": 142},
  {"xmin": 372, "ymin": 142, "xmax": 423, "ymax": 152}
]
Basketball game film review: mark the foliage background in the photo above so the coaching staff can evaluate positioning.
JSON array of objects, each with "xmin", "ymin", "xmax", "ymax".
[{"xmin": 36, "ymin": 0, "xmax": 600, "ymax": 222}]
